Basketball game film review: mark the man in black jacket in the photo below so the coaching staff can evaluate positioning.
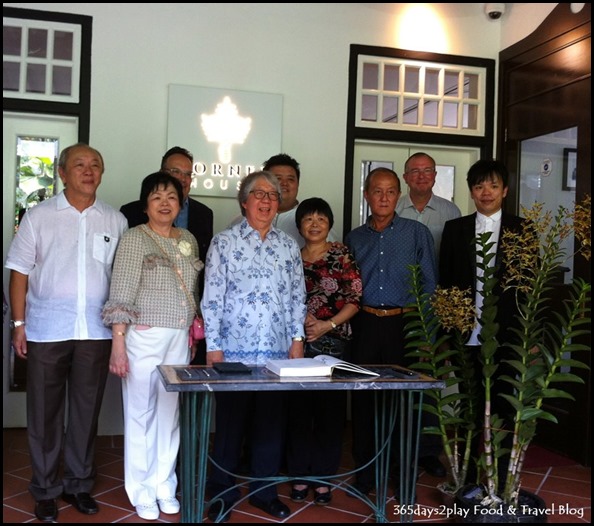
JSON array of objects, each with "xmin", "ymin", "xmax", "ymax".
[
  {"xmin": 120, "ymin": 146, "xmax": 213, "ymax": 364},
  {"xmin": 439, "ymin": 159, "xmax": 527, "ymax": 485}
]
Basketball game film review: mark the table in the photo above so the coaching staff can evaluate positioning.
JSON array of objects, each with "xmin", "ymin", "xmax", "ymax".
[{"xmin": 158, "ymin": 364, "xmax": 444, "ymax": 523}]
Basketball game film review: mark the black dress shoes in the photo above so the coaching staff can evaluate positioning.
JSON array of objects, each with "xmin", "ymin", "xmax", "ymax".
[
  {"xmin": 313, "ymin": 487, "xmax": 332, "ymax": 505},
  {"xmin": 35, "ymin": 499, "xmax": 58, "ymax": 522},
  {"xmin": 290, "ymin": 485, "xmax": 309, "ymax": 502},
  {"xmin": 249, "ymin": 497, "xmax": 290, "ymax": 519},
  {"xmin": 418, "ymin": 455, "xmax": 447, "ymax": 477},
  {"xmin": 207, "ymin": 500, "xmax": 230, "ymax": 523},
  {"xmin": 62, "ymin": 492, "xmax": 99, "ymax": 514}
]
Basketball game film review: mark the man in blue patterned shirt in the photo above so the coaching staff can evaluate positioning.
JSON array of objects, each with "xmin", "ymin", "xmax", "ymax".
[
  {"xmin": 201, "ymin": 170, "xmax": 307, "ymax": 522},
  {"xmin": 345, "ymin": 167, "xmax": 437, "ymax": 495}
]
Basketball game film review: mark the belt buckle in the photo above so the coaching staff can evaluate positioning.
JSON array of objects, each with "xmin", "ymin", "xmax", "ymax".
[{"xmin": 380, "ymin": 309, "xmax": 388, "ymax": 317}]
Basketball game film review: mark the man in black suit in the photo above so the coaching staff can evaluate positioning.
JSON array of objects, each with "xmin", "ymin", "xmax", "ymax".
[
  {"xmin": 120, "ymin": 146, "xmax": 213, "ymax": 364},
  {"xmin": 439, "ymin": 159, "xmax": 526, "ymax": 483}
]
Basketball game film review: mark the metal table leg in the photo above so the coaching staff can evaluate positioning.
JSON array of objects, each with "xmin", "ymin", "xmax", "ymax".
[
  {"xmin": 180, "ymin": 387, "xmax": 423, "ymax": 523},
  {"xmin": 180, "ymin": 391, "xmax": 212, "ymax": 523},
  {"xmin": 373, "ymin": 390, "xmax": 424, "ymax": 523}
]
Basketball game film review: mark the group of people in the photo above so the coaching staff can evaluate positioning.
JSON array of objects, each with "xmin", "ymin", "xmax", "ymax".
[{"xmin": 6, "ymin": 141, "xmax": 524, "ymax": 523}]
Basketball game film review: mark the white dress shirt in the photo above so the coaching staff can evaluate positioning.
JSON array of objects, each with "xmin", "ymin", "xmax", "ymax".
[{"xmin": 5, "ymin": 192, "xmax": 128, "ymax": 341}]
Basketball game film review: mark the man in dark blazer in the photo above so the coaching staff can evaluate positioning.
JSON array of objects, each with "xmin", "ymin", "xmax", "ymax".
[
  {"xmin": 439, "ymin": 159, "xmax": 527, "ymax": 484},
  {"xmin": 439, "ymin": 159, "xmax": 525, "ymax": 345},
  {"xmin": 120, "ymin": 146, "xmax": 213, "ymax": 364}
]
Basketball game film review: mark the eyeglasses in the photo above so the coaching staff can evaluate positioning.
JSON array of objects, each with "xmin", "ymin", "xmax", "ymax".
[
  {"xmin": 406, "ymin": 168, "xmax": 436, "ymax": 177},
  {"xmin": 166, "ymin": 167, "xmax": 193, "ymax": 178},
  {"xmin": 249, "ymin": 190, "xmax": 280, "ymax": 201}
]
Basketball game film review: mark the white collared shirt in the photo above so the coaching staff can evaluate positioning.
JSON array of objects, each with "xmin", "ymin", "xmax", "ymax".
[{"xmin": 5, "ymin": 192, "xmax": 128, "ymax": 341}]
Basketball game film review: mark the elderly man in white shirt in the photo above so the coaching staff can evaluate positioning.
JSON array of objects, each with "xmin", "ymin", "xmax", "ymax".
[{"xmin": 5, "ymin": 143, "xmax": 127, "ymax": 522}]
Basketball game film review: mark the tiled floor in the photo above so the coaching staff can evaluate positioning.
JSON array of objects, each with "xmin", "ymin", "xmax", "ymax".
[{"xmin": 3, "ymin": 427, "xmax": 591, "ymax": 523}]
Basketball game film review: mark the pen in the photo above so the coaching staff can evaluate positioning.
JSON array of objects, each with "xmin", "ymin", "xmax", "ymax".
[
  {"xmin": 203, "ymin": 369, "xmax": 211, "ymax": 377},
  {"xmin": 184, "ymin": 368, "xmax": 191, "ymax": 376}
]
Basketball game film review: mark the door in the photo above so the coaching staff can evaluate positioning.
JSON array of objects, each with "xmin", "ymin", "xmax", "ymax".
[
  {"xmin": 498, "ymin": 3, "xmax": 591, "ymax": 464},
  {"xmin": 3, "ymin": 112, "xmax": 78, "ymax": 427},
  {"xmin": 352, "ymin": 141, "xmax": 480, "ymax": 231}
]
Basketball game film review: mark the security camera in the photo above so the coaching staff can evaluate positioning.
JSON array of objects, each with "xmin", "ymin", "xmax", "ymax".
[{"xmin": 485, "ymin": 3, "xmax": 505, "ymax": 20}]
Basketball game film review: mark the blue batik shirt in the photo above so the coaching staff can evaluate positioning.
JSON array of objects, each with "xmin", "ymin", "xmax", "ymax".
[{"xmin": 201, "ymin": 218, "xmax": 307, "ymax": 365}]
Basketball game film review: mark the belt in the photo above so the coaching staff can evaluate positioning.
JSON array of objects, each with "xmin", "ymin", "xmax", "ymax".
[{"xmin": 362, "ymin": 306, "xmax": 415, "ymax": 317}]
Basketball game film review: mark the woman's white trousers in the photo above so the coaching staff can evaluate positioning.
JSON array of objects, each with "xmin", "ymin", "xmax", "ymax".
[{"xmin": 122, "ymin": 326, "xmax": 189, "ymax": 506}]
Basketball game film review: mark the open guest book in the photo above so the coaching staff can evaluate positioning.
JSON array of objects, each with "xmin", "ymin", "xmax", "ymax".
[{"xmin": 266, "ymin": 354, "xmax": 380, "ymax": 378}]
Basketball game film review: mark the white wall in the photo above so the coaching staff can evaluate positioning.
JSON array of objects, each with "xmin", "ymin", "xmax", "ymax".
[
  {"xmin": 3, "ymin": 3, "xmax": 558, "ymax": 434},
  {"xmin": 3, "ymin": 2, "xmax": 556, "ymax": 237}
]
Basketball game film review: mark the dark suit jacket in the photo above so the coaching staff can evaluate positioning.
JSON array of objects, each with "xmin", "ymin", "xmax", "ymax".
[
  {"xmin": 438, "ymin": 211, "xmax": 525, "ymax": 345},
  {"xmin": 120, "ymin": 198, "xmax": 213, "ymax": 266}
]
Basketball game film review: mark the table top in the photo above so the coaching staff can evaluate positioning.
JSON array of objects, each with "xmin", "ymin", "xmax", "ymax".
[{"xmin": 158, "ymin": 364, "xmax": 445, "ymax": 392}]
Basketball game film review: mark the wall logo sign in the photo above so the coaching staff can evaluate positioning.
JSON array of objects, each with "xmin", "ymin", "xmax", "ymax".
[
  {"xmin": 168, "ymin": 85, "xmax": 282, "ymax": 199},
  {"xmin": 201, "ymin": 96, "xmax": 251, "ymax": 164}
]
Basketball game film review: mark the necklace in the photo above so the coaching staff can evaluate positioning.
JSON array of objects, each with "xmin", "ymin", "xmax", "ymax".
[{"xmin": 145, "ymin": 222, "xmax": 178, "ymax": 239}]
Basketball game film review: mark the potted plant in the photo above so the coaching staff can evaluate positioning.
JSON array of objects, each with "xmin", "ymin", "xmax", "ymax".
[{"xmin": 404, "ymin": 197, "xmax": 591, "ymax": 517}]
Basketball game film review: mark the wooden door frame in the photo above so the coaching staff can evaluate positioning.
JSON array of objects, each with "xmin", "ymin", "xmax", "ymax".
[
  {"xmin": 497, "ymin": 3, "xmax": 591, "ymax": 466},
  {"xmin": 342, "ymin": 45, "xmax": 495, "ymax": 240}
]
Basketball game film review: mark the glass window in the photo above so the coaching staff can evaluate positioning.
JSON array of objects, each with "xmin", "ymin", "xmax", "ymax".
[
  {"xmin": 3, "ymin": 17, "xmax": 80, "ymax": 102},
  {"xmin": 356, "ymin": 55, "xmax": 487, "ymax": 136},
  {"xmin": 403, "ymin": 98, "xmax": 419, "ymax": 125},
  {"xmin": 26, "ymin": 63, "xmax": 46, "ymax": 93},
  {"xmin": 444, "ymin": 70, "xmax": 459, "ymax": 97},
  {"xmin": 53, "ymin": 30, "xmax": 73, "ymax": 60},
  {"xmin": 15, "ymin": 136, "xmax": 59, "ymax": 232},
  {"xmin": 404, "ymin": 66, "xmax": 420, "ymax": 93},
  {"xmin": 361, "ymin": 94, "xmax": 378, "ymax": 121},
  {"xmin": 27, "ymin": 28, "xmax": 47, "ymax": 58},
  {"xmin": 3, "ymin": 25, "xmax": 21, "ymax": 55},
  {"xmin": 362, "ymin": 63, "xmax": 379, "ymax": 90},
  {"xmin": 423, "ymin": 100, "xmax": 439, "ymax": 126},
  {"xmin": 3, "ymin": 61, "xmax": 20, "ymax": 91},
  {"xmin": 384, "ymin": 65, "xmax": 399, "ymax": 91},
  {"xmin": 465, "ymin": 73, "xmax": 479, "ymax": 99},
  {"xmin": 425, "ymin": 69, "xmax": 440, "ymax": 96},
  {"xmin": 52, "ymin": 65, "xmax": 72, "ymax": 95},
  {"xmin": 443, "ymin": 102, "xmax": 459, "ymax": 128},
  {"xmin": 382, "ymin": 96, "xmax": 398, "ymax": 123}
]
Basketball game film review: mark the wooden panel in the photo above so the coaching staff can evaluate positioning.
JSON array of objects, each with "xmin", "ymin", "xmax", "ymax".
[
  {"xmin": 498, "ymin": 2, "xmax": 591, "ymax": 467},
  {"xmin": 504, "ymin": 36, "xmax": 591, "ymax": 105}
]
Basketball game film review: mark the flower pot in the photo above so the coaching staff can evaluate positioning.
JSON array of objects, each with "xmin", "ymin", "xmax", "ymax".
[
  {"xmin": 436, "ymin": 482, "xmax": 457, "ymax": 509},
  {"xmin": 454, "ymin": 484, "xmax": 548, "ymax": 523}
]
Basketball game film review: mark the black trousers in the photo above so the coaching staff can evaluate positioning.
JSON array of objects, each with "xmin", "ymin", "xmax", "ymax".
[
  {"xmin": 26, "ymin": 340, "xmax": 111, "ymax": 500},
  {"xmin": 350, "ymin": 311, "xmax": 441, "ymax": 487},
  {"xmin": 286, "ymin": 389, "xmax": 347, "ymax": 488},
  {"xmin": 207, "ymin": 391, "xmax": 288, "ymax": 503}
]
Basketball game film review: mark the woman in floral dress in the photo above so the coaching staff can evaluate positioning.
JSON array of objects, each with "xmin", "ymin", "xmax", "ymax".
[{"xmin": 286, "ymin": 197, "xmax": 362, "ymax": 506}]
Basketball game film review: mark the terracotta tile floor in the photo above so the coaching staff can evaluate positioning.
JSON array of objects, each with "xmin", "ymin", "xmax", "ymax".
[{"xmin": 3, "ymin": 427, "xmax": 591, "ymax": 523}]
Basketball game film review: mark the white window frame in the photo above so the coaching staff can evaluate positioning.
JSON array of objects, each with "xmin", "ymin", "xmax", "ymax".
[
  {"xmin": 356, "ymin": 55, "xmax": 487, "ymax": 137},
  {"xmin": 3, "ymin": 17, "xmax": 81, "ymax": 103}
]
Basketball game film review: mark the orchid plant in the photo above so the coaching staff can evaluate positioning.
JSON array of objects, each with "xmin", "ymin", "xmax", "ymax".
[{"xmin": 405, "ymin": 196, "xmax": 591, "ymax": 508}]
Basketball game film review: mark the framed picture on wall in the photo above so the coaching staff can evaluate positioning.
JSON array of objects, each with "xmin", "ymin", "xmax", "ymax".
[{"xmin": 562, "ymin": 148, "xmax": 577, "ymax": 191}]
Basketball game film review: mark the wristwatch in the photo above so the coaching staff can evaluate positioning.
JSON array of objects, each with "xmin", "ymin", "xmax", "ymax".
[
  {"xmin": 9, "ymin": 320, "xmax": 26, "ymax": 329},
  {"xmin": 292, "ymin": 336, "xmax": 305, "ymax": 342},
  {"xmin": 329, "ymin": 319, "xmax": 337, "ymax": 329}
]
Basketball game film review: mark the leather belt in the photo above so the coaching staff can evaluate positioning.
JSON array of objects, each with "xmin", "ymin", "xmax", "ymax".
[{"xmin": 362, "ymin": 306, "xmax": 415, "ymax": 317}]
